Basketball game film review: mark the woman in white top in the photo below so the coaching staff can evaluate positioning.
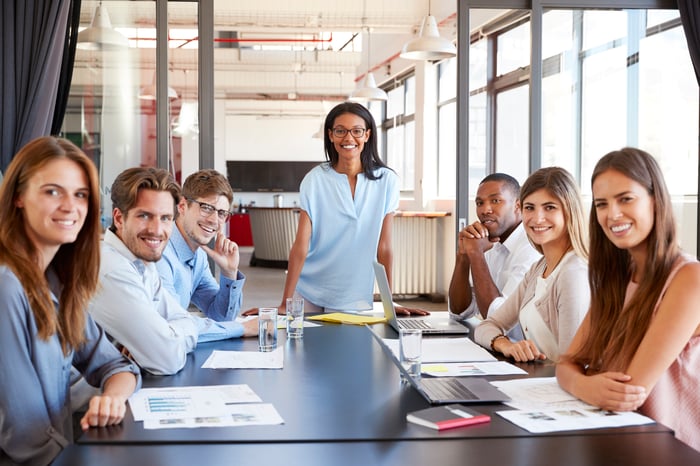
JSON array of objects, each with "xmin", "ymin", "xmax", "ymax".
[{"xmin": 474, "ymin": 167, "xmax": 589, "ymax": 362}]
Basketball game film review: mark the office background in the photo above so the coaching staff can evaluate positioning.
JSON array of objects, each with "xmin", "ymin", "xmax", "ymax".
[{"xmin": 3, "ymin": 0, "xmax": 697, "ymax": 300}]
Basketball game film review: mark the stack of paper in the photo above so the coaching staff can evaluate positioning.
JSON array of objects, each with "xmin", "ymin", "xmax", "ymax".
[
  {"xmin": 491, "ymin": 377, "xmax": 655, "ymax": 433},
  {"xmin": 128, "ymin": 384, "xmax": 284, "ymax": 430}
]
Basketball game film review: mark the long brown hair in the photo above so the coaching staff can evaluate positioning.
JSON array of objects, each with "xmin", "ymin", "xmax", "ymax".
[
  {"xmin": 570, "ymin": 148, "xmax": 679, "ymax": 372},
  {"xmin": 0, "ymin": 136, "xmax": 101, "ymax": 354}
]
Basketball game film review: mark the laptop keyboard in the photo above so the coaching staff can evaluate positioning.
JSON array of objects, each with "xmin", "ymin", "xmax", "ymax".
[
  {"xmin": 398, "ymin": 319, "xmax": 433, "ymax": 330},
  {"xmin": 421, "ymin": 378, "xmax": 478, "ymax": 401}
]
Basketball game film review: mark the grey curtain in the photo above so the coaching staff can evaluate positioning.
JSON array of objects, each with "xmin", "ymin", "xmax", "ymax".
[
  {"xmin": 51, "ymin": 0, "xmax": 82, "ymax": 136},
  {"xmin": 0, "ymin": 0, "xmax": 70, "ymax": 172},
  {"xmin": 678, "ymin": 0, "xmax": 700, "ymax": 85}
]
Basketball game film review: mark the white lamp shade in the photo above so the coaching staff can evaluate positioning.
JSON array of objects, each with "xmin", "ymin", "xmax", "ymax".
[
  {"xmin": 349, "ymin": 73, "xmax": 388, "ymax": 101},
  {"xmin": 77, "ymin": 5, "xmax": 129, "ymax": 51},
  {"xmin": 400, "ymin": 15, "xmax": 456, "ymax": 61}
]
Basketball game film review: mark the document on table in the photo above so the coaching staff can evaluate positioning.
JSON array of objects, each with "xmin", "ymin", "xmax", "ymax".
[
  {"xmin": 308, "ymin": 312, "xmax": 387, "ymax": 325},
  {"xmin": 491, "ymin": 377, "xmax": 655, "ymax": 433},
  {"xmin": 129, "ymin": 384, "xmax": 262, "ymax": 421},
  {"xmin": 382, "ymin": 337, "xmax": 497, "ymax": 363},
  {"xmin": 202, "ymin": 346, "xmax": 284, "ymax": 369},
  {"xmin": 143, "ymin": 403, "xmax": 285, "ymax": 429},
  {"xmin": 422, "ymin": 361, "xmax": 527, "ymax": 377}
]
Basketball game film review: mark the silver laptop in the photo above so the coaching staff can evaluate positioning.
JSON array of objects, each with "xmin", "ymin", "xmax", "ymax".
[
  {"xmin": 373, "ymin": 261, "xmax": 469, "ymax": 335},
  {"xmin": 367, "ymin": 326, "xmax": 510, "ymax": 405}
]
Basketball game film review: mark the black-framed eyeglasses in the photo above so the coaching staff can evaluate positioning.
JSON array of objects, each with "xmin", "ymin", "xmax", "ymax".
[
  {"xmin": 186, "ymin": 198, "xmax": 231, "ymax": 221},
  {"xmin": 331, "ymin": 127, "xmax": 367, "ymax": 138}
]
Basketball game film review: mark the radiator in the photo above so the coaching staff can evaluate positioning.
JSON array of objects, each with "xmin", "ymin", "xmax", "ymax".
[
  {"xmin": 247, "ymin": 208, "xmax": 299, "ymax": 261},
  {"xmin": 391, "ymin": 216, "xmax": 439, "ymax": 296}
]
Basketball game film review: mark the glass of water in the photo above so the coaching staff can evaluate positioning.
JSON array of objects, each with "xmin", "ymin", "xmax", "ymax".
[
  {"xmin": 258, "ymin": 307, "xmax": 278, "ymax": 351},
  {"xmin": 399, "ymin": 328, "xmax": 422, "ymax": 382},
  {"xmin": 286, "ymin": 297, "xmax": 304, "ymax": 339}
]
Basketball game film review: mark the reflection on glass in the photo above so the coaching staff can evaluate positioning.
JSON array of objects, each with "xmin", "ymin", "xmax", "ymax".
[
  {"xmin": 387, "ymin": 85, "xmax": 405, "ymax": 119},
  {"xmin": 439, "ymin": 58, "xmax": 457, "ymax": 101},
  {"xmin": 470, "ymin": 39, "xmax": 487, "ymax": 91},
  {"xmin": 639, "ymin": 26, "xmax": 698, "ymax": 195},
  {"xmin": 582, "ymin": 10, "xmax": 626, "ymax": 51},
  {"xmin": 497, "ymin": 22, "xmax": 530, "ymax": 75},
  {"xmin": 469, "ymin": 92, "xmax": 486, "ymax": 196},
  {"xmin": 405, "ymin": 76, "xmax": 416, "ymax": 116},
  {"xmin": 542, "ymin": 10, "xmax": 573, "ymax": 61},
  {"xmin": 438, "ymin": 102, "xmax": 456, "ymax": 198},
  {"xmin": 495, "ymin": 85, "xmax": 529, "ymax": 183}
]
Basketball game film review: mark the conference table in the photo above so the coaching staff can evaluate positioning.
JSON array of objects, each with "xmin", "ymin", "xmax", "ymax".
[{"xmin": 54, "ymin": 320, "xmax": 700, "ymax": 465}]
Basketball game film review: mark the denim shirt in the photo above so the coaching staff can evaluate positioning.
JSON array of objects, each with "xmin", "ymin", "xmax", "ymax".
[{"xmin": 0, "ymin": 265, "xmax": 141, "ymax": 466}]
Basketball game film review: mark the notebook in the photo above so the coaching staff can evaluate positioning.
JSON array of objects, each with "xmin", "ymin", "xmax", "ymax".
[
  {"xmin": 368, "ymin": 326, "xmax": 510, "ymax": 405},
  {"xmin": 372, "ymin": 261, "xmax": 469, "ymax": 335}
]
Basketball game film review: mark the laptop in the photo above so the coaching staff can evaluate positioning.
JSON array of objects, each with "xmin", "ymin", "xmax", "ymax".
[
  {"xmin": 367, "ymin": 326, "xmax": 510, "ymax": 405},
  {"xmin": 372, "ymin": 261, "xmax": 469, "ymax": 335}
]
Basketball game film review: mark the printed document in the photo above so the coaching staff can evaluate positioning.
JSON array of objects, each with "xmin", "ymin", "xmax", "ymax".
[
  {"xmin": 491, "ymin": 377, "xmax": 655, "ymax": 433},
  {"xmin": 202, "ymin": 346, "xmax": 284, "ymax": 369},
  {"xmin": 422, "ymin": 361, "xmax": 527, "ymax": 377},
  {"xmin": 129, "ymin": 384, "xmax": 262, "ymax": 421},
  {"xmin": 382, "ymin": 337, "xmax": 497, "ymax": 363}
]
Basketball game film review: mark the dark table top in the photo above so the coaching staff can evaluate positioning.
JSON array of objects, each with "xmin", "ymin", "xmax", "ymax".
[
  {"xmin": 60, "ymin": 432, "xmax": 700, "ymax": 466},
  {"xmin": 80, "ymin": 322, "xmax": 673, "ymax": 445}
]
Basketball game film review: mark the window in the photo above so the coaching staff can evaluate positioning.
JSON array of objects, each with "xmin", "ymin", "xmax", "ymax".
[
  {"xmin": 382, "ymin": 74, "xmax": 416, "ymax": 192},
  {"xmin": 462, "ymin": 3, "xmax": 698, "ymax": 255}
]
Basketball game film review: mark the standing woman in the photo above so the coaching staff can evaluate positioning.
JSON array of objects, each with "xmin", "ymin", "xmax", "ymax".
[
  {"xmin": 264, "ymin": 101, "xmax": 422, "ymax": 314},
  {"xmin": 557, "ymin": 148, "xmax": 700, "ymax": 451},
  {"xmin": 0, "ymin": 137, "xmax": 141, "ymax": 465},
  {"xmin": 475, "ymin": 167, "xmax": 589, "ymax": 362}
]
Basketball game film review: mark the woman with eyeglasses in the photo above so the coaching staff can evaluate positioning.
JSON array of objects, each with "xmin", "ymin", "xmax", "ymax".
[{"xmin": 248, "ymin": 101, "xmax": 426, "ymax": 315}]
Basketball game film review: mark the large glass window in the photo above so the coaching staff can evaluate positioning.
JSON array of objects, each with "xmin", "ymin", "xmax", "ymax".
[{"xmin": 465, "ymin": 4, "xmax": 698, "ymax": 255}]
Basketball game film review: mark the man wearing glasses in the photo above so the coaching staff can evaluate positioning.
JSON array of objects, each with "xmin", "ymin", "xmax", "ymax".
[
  {"xmin": 89, "ymin": 168, "xmax": 257, "ymax": 376},
  {"xmin": 156, "ymin": 169, "xmax": 245, "ymax": 322}
]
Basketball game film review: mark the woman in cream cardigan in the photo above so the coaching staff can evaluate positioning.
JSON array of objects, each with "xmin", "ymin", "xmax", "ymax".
[{"xmin": 474, "ymin": 167, "xmax": 589, "ymax": 362}]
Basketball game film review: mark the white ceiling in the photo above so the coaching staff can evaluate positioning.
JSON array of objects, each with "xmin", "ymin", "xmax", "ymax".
[{"xmin": 72, "ymin": 0, "xmax": 463, "ymax": 103}]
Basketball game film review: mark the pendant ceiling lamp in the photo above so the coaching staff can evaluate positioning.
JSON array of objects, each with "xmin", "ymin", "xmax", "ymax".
[
  {"xmin": 139, "ymin": 72, "xmax": 178, "ymax": 100},
  {"xmin": 349, "ymin": 27, "xmax": 387, "ymax": 102},
  {"xmin": 400, "ymin": 1, "xmax": 456, "ymax": 61},
  {"xmin": 77, "ymin": 2, "xmax": 129, "ymax": 51}
]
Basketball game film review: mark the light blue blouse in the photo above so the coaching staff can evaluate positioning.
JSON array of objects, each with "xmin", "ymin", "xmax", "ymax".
[
  {"xmin": 0, "ymin": 265, "xmax": 141, "ymax": 466},
  {"xmin": 297, "ymin": 163, "xmax": 399, "ymax": 311}
]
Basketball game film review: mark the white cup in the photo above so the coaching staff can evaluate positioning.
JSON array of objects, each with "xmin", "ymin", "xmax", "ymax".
[
  {"xmin": 258, "ymin": 307, "xmax": 278, "ymax": 351},
  {"xmin": 399, "ymin": 329, "xmax": 422, "ymax": 382},
  {"xmin": 286, "ymin": 297, "xmax": 304, "ymax": 339}
]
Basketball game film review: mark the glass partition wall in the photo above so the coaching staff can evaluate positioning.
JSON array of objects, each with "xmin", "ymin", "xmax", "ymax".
[
  {"xmin": 59, "ymin": 0, "xmax": 198, "ymax": 226},
  {"xmin": 458, "ymin": 1, "xmax": 698, "ymax": 255}
]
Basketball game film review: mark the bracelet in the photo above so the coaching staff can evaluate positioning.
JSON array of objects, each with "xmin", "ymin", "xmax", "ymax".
[{"xmin": 490, "ymin": 334, "xmax": 507, "ymax": 351}]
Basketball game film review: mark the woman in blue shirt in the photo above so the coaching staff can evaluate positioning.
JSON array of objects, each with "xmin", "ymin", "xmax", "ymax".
[
  {"xmin": 0, "ymin": 136, "xmax": 140, "ymax": 465},
  {"xmin": 269, "ymin": 102, "xmax": 425, "ymax": 314}
]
